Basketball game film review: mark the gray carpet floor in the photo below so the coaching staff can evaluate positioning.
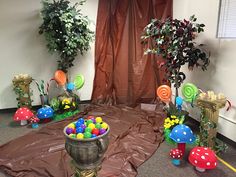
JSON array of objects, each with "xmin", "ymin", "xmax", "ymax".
[{"xmin": 0, "ymin": 106, "xmax": 235, "ymax": 177}]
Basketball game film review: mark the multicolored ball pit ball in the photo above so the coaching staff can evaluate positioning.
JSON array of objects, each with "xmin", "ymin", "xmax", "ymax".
[{"xmin": 65, "ymin": 116, "xmax": 109, "ymax": 140}]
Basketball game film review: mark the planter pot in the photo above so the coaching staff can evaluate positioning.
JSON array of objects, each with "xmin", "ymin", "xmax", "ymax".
[
  {"xmin": 40, "ymin": 94, "xmax": 49, "ymax": 106},
  {"xmin": 64, "ymin": 124, "xmax": 109, "ymax": 176}
]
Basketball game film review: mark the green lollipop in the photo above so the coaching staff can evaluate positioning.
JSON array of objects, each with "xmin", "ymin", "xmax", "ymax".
[
  {"xmin": 74, "ymin": 74, "xmax": 85, "ymax": 90},
  {"xmin": 182, "ymin": 83, "xmax": 198, "ymax": 102}
]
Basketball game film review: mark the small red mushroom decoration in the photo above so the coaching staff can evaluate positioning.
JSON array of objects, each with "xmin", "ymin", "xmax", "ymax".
[
  {"xmin": 29, "ymin": 116, "xmax": 40, "ymax": 129},
  {"xmin": 170, "ymin": 148, "xmax": 183, "ymax": 166},
  {"xmin": 13, "ymin": 107, "xmax": 34, "ymax": 126},
  {"xmin": 188, "ymin": 146, "xmax": 217, "ymax": 172}
]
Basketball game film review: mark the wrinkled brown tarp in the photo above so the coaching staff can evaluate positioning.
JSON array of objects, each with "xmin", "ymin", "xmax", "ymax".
[{"xmin": 0, "ymin": 104, "xmax": 165, "ymax": 177}]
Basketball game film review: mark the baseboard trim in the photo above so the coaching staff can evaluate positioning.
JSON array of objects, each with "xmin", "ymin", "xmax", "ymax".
[{"xmin": 0, "ymin": 100, "xmax": 92, "ymax": 113}]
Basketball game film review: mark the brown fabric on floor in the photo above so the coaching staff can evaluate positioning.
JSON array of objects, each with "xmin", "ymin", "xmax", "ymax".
[{"xmin": 0, "ymin": 104, "xmax": 165, "ymax": 177}]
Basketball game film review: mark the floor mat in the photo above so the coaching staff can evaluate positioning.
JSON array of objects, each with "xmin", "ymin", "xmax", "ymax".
[{"xmin": 0, "ymin": 104, "xmax": 165, "ymax": 177}]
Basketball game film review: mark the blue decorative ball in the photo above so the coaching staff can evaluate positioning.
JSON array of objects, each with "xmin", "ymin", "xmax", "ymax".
[
  {"xmin": 75, "ymin": 121, "xmax": 82, "ymax": 128},
  {"xmin": 67, "ymin": 82, "xmax": 75, "ymax": 91},
  {"xmin": 76, "ymin": 127, "xmax": 84, "ymax": 134},
  {"xmin": 176, "ymin": 96, "xmax": 183, "ymax": 106},
  {"xmin": 91, "ymin": 134, "xmax": 97, "ymax": 138},
  {"xmin": 78, "ymin": 118, "xmax": 84, "ymax": 124}
]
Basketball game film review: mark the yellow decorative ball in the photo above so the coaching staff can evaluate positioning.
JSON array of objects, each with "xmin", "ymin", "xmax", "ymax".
[
  {"xmin": 88, "ymin": 123, "xmax": 95, "ymax": 130},
  {"xmin": 101, "ymin": 122, "xmax": 108, "ymax": 129},
  {"xmin": 68, "ymin": 123, "xmax": 75, "ymax": 129},
  {"xmin": 77, "ymin": 133, "xmax": 84, "ymax": 139},
  {"xmin": 95, "ymin": 117, "xmax": 103, "ymax": 123}
]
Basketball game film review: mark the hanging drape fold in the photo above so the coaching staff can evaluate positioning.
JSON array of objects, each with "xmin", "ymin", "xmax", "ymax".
[{"xmin": 92, "ymin": 0, "xmax": 172, "ymax": 106}]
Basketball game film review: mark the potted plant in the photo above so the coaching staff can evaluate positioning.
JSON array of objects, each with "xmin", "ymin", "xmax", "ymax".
[
  {"xmin": 141, "ymin": 15, "xmax": 210, "ymax": 98},
  {"xmin": 34, "ymin": 79, "xmax": 49, "ymax": 106},
  {"xmin": 39, "ymin": 0, "xmax": 94, "ymax": 73}
]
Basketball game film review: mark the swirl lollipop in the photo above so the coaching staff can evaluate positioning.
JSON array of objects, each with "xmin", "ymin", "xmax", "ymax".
[
  {"xmin": 182, "ymin": 83, "xmax": 198, "ymax": 102},
  {"xmin": 156, "ymin": 85, "xmax": 172, "ymax": 103}
]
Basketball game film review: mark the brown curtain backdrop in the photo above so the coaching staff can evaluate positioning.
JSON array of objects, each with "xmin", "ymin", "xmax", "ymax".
[{"xmin": 92, "ymin": 0, "xmax": 172, "ymax": 105}]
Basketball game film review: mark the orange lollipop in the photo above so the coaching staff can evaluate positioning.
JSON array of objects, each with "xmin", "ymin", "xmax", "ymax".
[
  {"xmin": 156, "ymin": 85, "xmax": 172, "ymax": 103},
  {"xmin": 54, "ymin": 70, "xmax": 67, "ymax": 86}
]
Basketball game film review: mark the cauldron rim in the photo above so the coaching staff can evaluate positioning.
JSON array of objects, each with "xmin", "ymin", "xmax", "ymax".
[{"xmin": 63, "ymin": 122, "xmax": 110, "ymax": 142}]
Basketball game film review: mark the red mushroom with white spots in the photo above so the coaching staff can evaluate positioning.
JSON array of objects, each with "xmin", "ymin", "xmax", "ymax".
[
  {"xmin": 188, "ymin": 146, "xmax": 217, "ymax": 172},
  {"xmin": 170, "ymin": 148, "xmax": 183, "ymax": 166},
  {"xmin": 13, "ymin": 107, "xmax": 34, "ymax": 126}
]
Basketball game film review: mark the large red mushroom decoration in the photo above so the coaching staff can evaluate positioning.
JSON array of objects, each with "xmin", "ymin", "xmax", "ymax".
[
  {"xmin": 188, "ymin": 146, "xmax": 217, "ymax": 172},
  {"xmin": 13, "ymin": 107, "xmax": 34, "ymax": 126},
  {"xmin": 169, "ymin": 148, "xmax": 183, "ymax": 166}
]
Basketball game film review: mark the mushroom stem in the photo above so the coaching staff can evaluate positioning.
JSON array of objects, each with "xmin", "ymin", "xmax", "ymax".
[
  {"xmin": 177, "ymin": 143, "xmax": 186, "ymax": 155},
  {"xmin": 195, "ymin": 166, "xmax": 206, "ymax": 172},
  {"xmin": 172, "ymin": 159, "xmax": 180, "ymax": 166},
  {"xmin": 20, "ymin": 120, "xmax": 27, "ymax": 126},
  {"xmin": 32, "ymin": 123, "xmax": 39, "ymax": 129}
]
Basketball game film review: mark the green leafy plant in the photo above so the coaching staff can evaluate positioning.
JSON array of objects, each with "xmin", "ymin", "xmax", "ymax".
[
  {"xmin": 142, "ymin": 15, "xmax": 210, "ymax": 97},
  {"xmin": 34, "ymin": 80, "xmax": 47, "ymax": 96},
  {"xmin": 199, "ymin": 109, "xmax": 227, "ymax": 154},
  {"xmin": 39, "ymin": 0, "xmax": 94, "ymax": 72}
]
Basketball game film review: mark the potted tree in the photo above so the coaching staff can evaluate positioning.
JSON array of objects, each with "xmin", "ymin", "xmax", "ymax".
[
  {"xmin": 141, "ymin": 15, "xmax": 210, "ymax": 98},
  {"xmin": 39, "ymin": 0, "xmax": 94, "ymax": 73}
]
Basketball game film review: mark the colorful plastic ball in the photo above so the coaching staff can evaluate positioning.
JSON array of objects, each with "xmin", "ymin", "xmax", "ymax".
[
  {"xmin": 69, "ymin": 134, "xmax": 76, "ymax": 138},
  {"xmin": 78, "ymin": 118, "xmax": 84, "ymax": 124},
  {"xmin": 91, "ymin": 118, "xmax": 96, "ymax": 124},
  {"xmin": 85, "ymin": 127, "xmax": 92, "ymax": 133},
  {"xmin": 99, "ymin": 128, "xmax": 106, "ymax": 135},
  {"xmin": 67, "ymin": 123, "xmax": 75, "ymax": 129},
  {"xmin": 86, "ymin": 119, "xmax": 93, "ymax": 125},
  {"xmin": 91, "ymin": 134, "xmax": 97, "ymax": 138},
  {"xmin": 87, "ymin": 115, "xmax": 94, "ymax": 119},
  {"xmin": 176, "ymin": 96, "xmax": 183, "ymax": 106},
  {"xmin": 95, "ymin": 117, "xmax": 103, "ymax": 123},
  {"xmin": 88, "ymin": 123, "xmax": 95, "ymax": 130},
  {"xmin": 76, "ymin": 127, "xmax": 84, "ymax": 133},
  {"xmin": 75, "ymin": 121, "xmax": 82, "ymax": 128},
  {"xmin": 81, "ymin": 124, "xmax": 86, "ymax": 129},
  {"xmin": 66, "ymin": 127, "xmax": 74, "ymax": 135},
  {"xmin": 84, "ymin": 132, "xmax": 92, "ymax": 139},
  {"xmin": 101, "ymin": 122, "xmax": 108, "ymax": 130},
  {"xmin": 95, "ymin": 123, "xmax": 101, "ymax": 129},
  {"xmin": 92, "ymin": 128, "xmax": 99, "ymax": 136},
  {"xmin": 77, "ymin": 133, "xmax": 84, "ymax": 139},
  {"xmin": 72, "ymin": 128, "xmax": 76, "ymax": 134}
]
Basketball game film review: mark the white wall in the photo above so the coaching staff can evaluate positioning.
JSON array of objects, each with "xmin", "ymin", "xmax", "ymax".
[
  {"xmin": 174, "ymin": 0, "xmax": 236, "ymax": 142},
  {"xmin": 0, "ymin": 0, "xmax": 99, "ymax": 109}
]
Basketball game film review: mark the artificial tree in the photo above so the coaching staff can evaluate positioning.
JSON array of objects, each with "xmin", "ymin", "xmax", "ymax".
[
  {"xmin": 141, "ymin": 15, "xmax": 210, "ymax": 97},
  {"xmin": 39, "ymin": 0, "xmax": 94, "ymax": 73}
]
